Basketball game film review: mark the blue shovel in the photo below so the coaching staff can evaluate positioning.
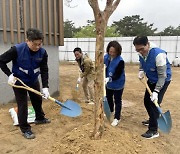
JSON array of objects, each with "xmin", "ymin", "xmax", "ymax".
[
  {"xmin": 9, "ymin": 78, "xmax": 82, "ymax": 117},
  {"xmin": 141, "ymin": 78, "xmax": 172, "ymax": 133}
]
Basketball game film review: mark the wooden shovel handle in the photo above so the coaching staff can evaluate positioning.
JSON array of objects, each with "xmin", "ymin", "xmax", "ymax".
[
  {"xmin": 8, "ymin": 77, "xmax": 42, "ymax": 96},
  {"xmin": 140, "ymin": 78, "xmax": 152, "ymax": 95},
  {"xmin": 103, "ymin": 64, "xmax": 106, "ymax": 96},
  {"xmin": 9, "ymin": 77, "xmax": 57, "ymax": 102},
  {"xmin": 140, "ymin": 77, "xmax": 160, "ymax": 108}
]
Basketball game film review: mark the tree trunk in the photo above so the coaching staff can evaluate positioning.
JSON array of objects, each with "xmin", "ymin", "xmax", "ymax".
[
  {"xmin": 91, "ymin": 13, "xmax": 107, "ymax": 139},
  {"xmin": 88, "ymin": 0, "xmax": 121, "ymax": 139}
]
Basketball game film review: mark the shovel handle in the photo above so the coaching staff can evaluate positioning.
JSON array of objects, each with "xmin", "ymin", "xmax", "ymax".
[
  {"xmin": 140, "ymin": 78, "xmax": 152, "ymax": 95},
  {"xmin": 103, "ymin": 64, "xmax": 106, "ymax": 96},
  {"xmin": 9, "ymin": 78, "xmax": 43, "ymax": 96},
  {"xmin": 76, "ymin": 83, "xmax": 79, "ymax": 90},
  {"xmin": 9, "ymin": 78, "xmax": 57, "ymax": 101},
  {"xmin": 140, "ymin": 77, "xmax": 161, "ymax": 109},
  {"xmin": 75, "ymin": 69, "xmax": 81, "ymax": 90}
]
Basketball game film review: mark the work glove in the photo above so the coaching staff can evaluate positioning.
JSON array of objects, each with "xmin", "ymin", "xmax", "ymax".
[
  {"xmin": 77, "ymin": 77, "xmax": 81, "ymax": 84},
  {"xmin": 150, "ymin": 91, "xmax": 158, "ymax": 102},
  {"xmin": 42, "ymin": 88, "xmax": 50, "ymax": 99},
  {"xmin": 138, "ymin": 70, "xmax": 144, "ymax": 80},
  {"xmin": 8, "ymin": 74, "xmax": 17, "ymax": 85},
  {"xmin": 105, "ymin": 77, "xmax": 112, "ymax": 84}
]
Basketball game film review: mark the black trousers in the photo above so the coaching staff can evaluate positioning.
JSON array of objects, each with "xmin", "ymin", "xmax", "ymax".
[
  {"xmin": 106, "ymin": 87, "xmax": 124, "ymax": 120},
  {"xmin": 144, "ymin": 80, "xmax": 171, "ymax": 131},
  {"xmin": 13, "ymin": 81, "xmax": 45, "ymax": 133}
]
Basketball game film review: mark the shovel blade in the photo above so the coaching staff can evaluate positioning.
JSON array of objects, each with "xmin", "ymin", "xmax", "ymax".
[
  {"xmin": 158, "ymin": 110, "xmax": 172, "ymax": 133},
  {"xmin": 56, "ymin": 100, "xmax": 82, "ymax": 117},
  {"xmin": 103, "ymin": 96, "xmax": 111, "ymax": 121}
]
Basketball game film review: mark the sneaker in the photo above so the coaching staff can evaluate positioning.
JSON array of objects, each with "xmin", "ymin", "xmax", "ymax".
[
  {"xmin": 141, "ymin": 130, "xmax": 159, "ymax": 139},
  {"xmin": 142, "ymin": 120, "xmax": 149, "ymax": 126},
  {"xmin": 23, "ymin": 130, "xmax": 35, "ymax": 139},
  {"xmin": 34, "ymin": 118, "xmax": 51, "ymax": 125},
  {"xmin": 111, "ymin": 119, "xmax": 120, "ymax": 127}
]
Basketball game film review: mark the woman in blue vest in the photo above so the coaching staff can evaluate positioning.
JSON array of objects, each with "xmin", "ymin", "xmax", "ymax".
[
  {"xmin": 104, "ymin": 41, "xmax": 125, "ymax": 127},
  {"xmin": 133, "ymin": 36, "xmax": 171, "ymax": 139},
  {"xmin": 0, "ymin": 28, "xmax": 50, "ymax": 139}
]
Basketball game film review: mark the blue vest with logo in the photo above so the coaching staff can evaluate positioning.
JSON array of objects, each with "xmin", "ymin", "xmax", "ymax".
[
  {"xmin": 139, "ymin": 48, "xmax": 171, "ymax": 83},
  {"xmin": 104, "ymin": 54, "xmax": 125, "ymax": 90},
  {"xmin": 12, "ymin": 43, "xmax": 45, "ymax": 85}
]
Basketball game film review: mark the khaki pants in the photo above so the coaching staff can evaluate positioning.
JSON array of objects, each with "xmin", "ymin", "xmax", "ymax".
[{"xmin": 82, "ymin": 77, "xmax": 94, "ymax": 103}]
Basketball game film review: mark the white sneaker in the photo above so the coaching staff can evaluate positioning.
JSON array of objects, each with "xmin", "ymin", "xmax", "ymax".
[{"xmin": 111, "ymin": 119, "xmax": 120, "ymax": 127}]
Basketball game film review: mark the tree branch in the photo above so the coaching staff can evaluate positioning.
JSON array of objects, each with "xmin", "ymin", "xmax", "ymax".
[
  {"xmin": 88, "ymin": 0, "xmax": 99, "ymax": 12},
  {"xmin": 104, "ymin": 0, "xmax": 121, "ymax": 20},
  {"xmin": 88, "ymin": 0, "xmax": 102, "ymax": 24}
]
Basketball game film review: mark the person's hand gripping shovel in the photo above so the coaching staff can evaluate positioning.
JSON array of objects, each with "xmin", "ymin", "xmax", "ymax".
[
  {"xmin": 8, "ymin": 77, "xmax": 82, "ymax": 117},
  {"xmin": 140, "ymin": 74, "xmax": 172, "ymax": 133}
]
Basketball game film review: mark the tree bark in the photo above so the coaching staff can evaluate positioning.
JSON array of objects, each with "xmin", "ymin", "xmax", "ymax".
[{"xmin": 92, "ymin": 14, "xmax": 106, "ymax": 139}]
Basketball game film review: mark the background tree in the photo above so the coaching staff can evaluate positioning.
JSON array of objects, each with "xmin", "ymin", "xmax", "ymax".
[
  {"xmin": 74, "ymin": 24, "xmax": 96, "ymax": 38},
  {"xmin": 74, "ymin": 21, "xmax": 119, "ymax": 38},
  {"xmin": 158, "ymin": 25, "xmax": 180, "ymax": 36},
  {"xmin": 105, "ymin": 26, "xmax": 119, "ymax": 37},
  {"xmin": 88, "ymin": 0, "xmax": 121, "ymax": 139},
  {"xmin": 175, "ymin": 25, "xmax": 180, "ymax": 36},
  {"xmin": 64, "ymin": 20, "xmax": 80, "ymax": 38},
  {"xmin": 112, "ymin": 15, "xmax": 157, "ymax": 36}
]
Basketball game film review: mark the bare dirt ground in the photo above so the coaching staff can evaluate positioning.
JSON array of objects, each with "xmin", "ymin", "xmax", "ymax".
[{"xmin": 0, "ymin": 62, "xmax": 180, "ymax": 154}]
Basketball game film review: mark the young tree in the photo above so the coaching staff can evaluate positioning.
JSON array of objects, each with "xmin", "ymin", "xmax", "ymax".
[
  {"xmin": 65, "ymin": 0, "xmax": 121, "ymax": 139},
  {"xmin": 88, "ymin": 0, "xmax": 121, "ymax": 139}
]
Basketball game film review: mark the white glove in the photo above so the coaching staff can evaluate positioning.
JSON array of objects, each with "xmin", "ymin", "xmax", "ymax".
[
  {"xmin": 105, "ymin": 77, "xmax": 110, "ymax": 84},
  {"xmin": 138, "ymin": 71, "xmax": 144, "ymax": 80},
  {"xmin": 42, "ymin": 88, "xmax": 50, "ymax": 99},
  {"xmin": 77, "ymin": 77, "xmax": 81, "ymax": 84},
  {"xmin": 150, "ymin": 91, "xmax": 158, "ymax": 102},
  {"xmin": 8, "ymin": 74, "xmax": 17, "ymax": 85}
]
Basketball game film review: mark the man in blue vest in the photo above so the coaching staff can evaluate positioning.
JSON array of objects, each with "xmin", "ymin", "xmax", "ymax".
[
  {"xmin": 133, "ymin": 36, "xmax": 171, "ymax": 139},
  {"xmin": 0, "ymin": 28, "xmax": 50, "ymax": 139}
]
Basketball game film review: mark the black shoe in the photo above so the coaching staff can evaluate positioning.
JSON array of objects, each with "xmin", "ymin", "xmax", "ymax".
[
  {"xmin": 142, "ymin": 120, "xmax": 149, "ymax": 126},
  {"xmin": 34, "ymin": 118, "xmax": 51, "ymax": 125},
  {"xmin": 141, "ymin": 130, "xmax": 159, "ymax": 139},
  {"xmin": 23, "ymin": 130, "xmax": 35, "ymax": 139}
]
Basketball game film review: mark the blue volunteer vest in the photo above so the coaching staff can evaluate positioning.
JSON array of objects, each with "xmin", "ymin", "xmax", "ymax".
[
  {"xmin": 12, "ymin": 42, "xmax": 45, "ymax": 85},
  {"xmin": 104, "ymin": 54, "xmax": 125, "ymax": 90},
  {"xmin": 139, "ymin": 48, "xmax": 171, "ymax": 83}
]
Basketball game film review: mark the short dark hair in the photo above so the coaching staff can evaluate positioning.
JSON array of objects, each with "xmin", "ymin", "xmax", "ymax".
[
  {"xmin": 106, "ymin": 41, "xmax": 122, "ymax": 55},
  {"xmin": 26, "ymin": 28, "xmax": 44, "ymax": 41},
  {"xmin": 73, "ymin": 47, "xmax": 82, "ymax": 53},
  {"xmin": 133, "ymin": 36, "xmax": 148, "ymax": 46}
]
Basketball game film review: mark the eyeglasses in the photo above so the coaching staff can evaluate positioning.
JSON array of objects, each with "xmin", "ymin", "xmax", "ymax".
[
  {"xmin": 30, "ymin": 40, "xmax": 42, "ymax": 48},
  {"xmin": 135, "ymin": 46, "xmax": 146, "ymax": 52}
]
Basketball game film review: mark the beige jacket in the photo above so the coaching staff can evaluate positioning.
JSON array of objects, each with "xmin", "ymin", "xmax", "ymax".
[{"xmin": 77, "ymin": 53, "xmax": 95, "ymax": 80}]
